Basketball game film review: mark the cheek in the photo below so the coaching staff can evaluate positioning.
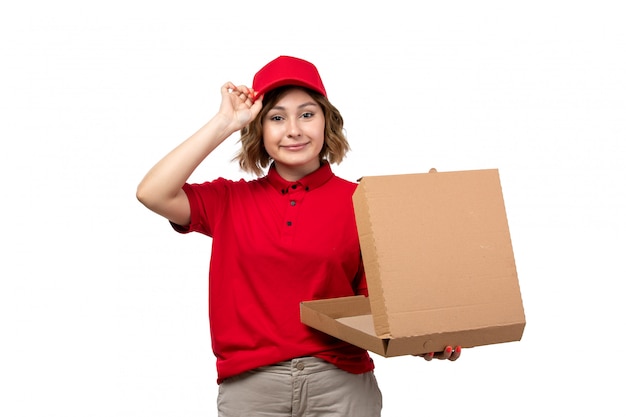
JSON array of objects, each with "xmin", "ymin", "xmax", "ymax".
[
  {"xmin": 312, "ymin": 123, "xmax": 326, "ymax": 146},
  {"xmin": 262, "ymin": 123, "xmax": 279, "ymax": 140},
  {"xmin": 261, "ymin": 129, "xmax": 279, "ymax": 157},
  {"xmin": 261, "ymin": 126, "xmax": 273, "ymax": 148}
]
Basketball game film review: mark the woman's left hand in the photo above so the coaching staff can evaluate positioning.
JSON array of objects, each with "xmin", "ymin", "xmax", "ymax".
[{"xmin": 420, "ymin": 345, "xmax": 462, "ymax": 361}]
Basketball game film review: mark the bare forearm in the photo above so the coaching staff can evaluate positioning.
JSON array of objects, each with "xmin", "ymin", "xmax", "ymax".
[
  {"xmin": 136, "ymin": 114, "xmax": 234, "ymax": 214},
  {"xmin": 137, "ymin": 82, "xmax": 261, "ymax": 224}
]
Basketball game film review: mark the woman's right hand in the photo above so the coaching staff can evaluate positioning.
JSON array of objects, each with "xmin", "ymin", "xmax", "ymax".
[{"xmin": 218, "ymin": 82, "xmax": 264, "ymax": 133}]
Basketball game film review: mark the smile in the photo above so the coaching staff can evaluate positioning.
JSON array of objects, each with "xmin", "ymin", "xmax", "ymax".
[{"xmin": 281, "ymin": 143, "xmax": 308, "ymax": 151}]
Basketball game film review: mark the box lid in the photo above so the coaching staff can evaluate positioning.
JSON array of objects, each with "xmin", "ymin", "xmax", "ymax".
[{"xmin": 352, "ymin": 168, "xmax": 524, "ymax": 340}]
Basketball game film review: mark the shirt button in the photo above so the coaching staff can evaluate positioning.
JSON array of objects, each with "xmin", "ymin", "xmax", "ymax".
[
  {"xmin": 290, "ymin": 200, "xmax": 296, "ymax": 206},
  {"xmin": 286, "ymin": 221, "xmax": 292, "ymax": 226},
  {"xmin": 291, "ymin": 184, "xmax": 297, "ymax": 189},
  {"xmin": 296, "ymin": 362, "xmax": 305, "ymax": 371}
]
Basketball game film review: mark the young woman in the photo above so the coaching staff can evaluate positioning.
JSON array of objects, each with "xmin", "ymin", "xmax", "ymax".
[{"xmin": 137, "ymin": 55, "xmax": 460, "ymax": 416}]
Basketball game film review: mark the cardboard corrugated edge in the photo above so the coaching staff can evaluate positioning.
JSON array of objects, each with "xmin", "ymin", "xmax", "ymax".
[
  {"xmin": 352, "ymin": 181, "xmax": 391, "ymax": 338},
  {"xmin": 301, "ymin": 297, "xmax": 526, "ymax": 357},
  {"xmin": 384, "ymin": 322, "xmax": 526, "ymax": 356}
]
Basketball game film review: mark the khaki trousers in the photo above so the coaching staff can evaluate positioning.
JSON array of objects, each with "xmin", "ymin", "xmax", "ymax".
[{"xmin": 217, "ymin": 357, "xmax": 383, "ymax": 417}]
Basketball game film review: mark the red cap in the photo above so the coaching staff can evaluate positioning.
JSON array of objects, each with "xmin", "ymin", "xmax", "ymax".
[{"xmin": 252, "ymin": 56, "xmax": 327, "ymax": 98}]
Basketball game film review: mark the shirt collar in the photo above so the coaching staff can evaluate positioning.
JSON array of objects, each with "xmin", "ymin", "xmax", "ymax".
[{"xmin": 266, "ymin": 161, "xmax": 334, "ymax": 194}]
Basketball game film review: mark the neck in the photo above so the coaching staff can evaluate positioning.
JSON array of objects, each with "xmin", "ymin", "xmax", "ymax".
[{"xmin": 274, "ymin": 160, "xmax": 322, "ymax": 182}]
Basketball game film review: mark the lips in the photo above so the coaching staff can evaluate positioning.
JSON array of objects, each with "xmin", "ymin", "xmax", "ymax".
[{"xmin": 281, "ymin": 143, "xmax": 308, "ymax": 151}]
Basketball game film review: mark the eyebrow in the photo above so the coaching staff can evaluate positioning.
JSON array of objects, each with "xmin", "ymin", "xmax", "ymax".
[{"xmin": 270, "ymin": 101, "xmax": 319, "ymax": 111}]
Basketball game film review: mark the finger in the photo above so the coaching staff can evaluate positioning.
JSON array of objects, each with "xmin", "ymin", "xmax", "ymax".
[
  {"xmin": 235, "ymin": 85, "xmax": 254, "ymax": 99},
  {"xmin": 226, "ymin": 89, "xmax": 254, "ymax": 107},
  {"xmin": 436, "ymin": 346, "xmax": 453, "ymax": 360},
  {"xmin": 422, "ymin": 352, "xmax": 434, "ymax": 361},
  {"xmin": 225, "ymin": 84, "xmax": 248, "ymax": 95},
  {"xmin": 226, "ymin": 84, "xmax": 241, "ymax": 93},
  {"xmin": 449, "ymin": 346, "xmax": 462, "ymax": 361},
  {"xmin": 252, "ymin": 92, "xmax": 263, "ymax": 103},
  {"xmin": 250, "ymin": 95, "xmax": 264, "ymax": 112},
  {"xmin": 222, "ymin": 82, "xmax": 237, "ymax": 94},
  {"xmin": 231, "ymin": 87, "xmax": 256, "ymax": 103}
]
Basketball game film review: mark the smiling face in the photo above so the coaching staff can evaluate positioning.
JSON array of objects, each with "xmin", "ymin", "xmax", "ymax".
[{"xmin": 262, "ymin": 87, "xmax": 326, "ymax": 181}]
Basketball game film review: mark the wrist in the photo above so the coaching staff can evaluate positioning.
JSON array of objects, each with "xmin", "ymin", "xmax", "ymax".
[{"xmin": 209, "ymin": 113, "xmax": 240, "ymax": 139}]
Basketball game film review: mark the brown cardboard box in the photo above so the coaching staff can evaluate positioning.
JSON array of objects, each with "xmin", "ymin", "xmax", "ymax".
[{"xmin": 300, "ymin": 168, "xmax": 526, "ymax": 356}]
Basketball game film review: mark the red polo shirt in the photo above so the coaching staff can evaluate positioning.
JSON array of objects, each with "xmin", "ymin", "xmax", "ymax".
[{"xmin": 172, "ymin": 163, "xmax": 374, "ymax": 383}]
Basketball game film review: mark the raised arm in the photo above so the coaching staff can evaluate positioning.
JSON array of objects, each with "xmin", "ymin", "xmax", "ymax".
[{"xmin": 136, "ymin": 82, "xmax": 262, "ymax": 226}]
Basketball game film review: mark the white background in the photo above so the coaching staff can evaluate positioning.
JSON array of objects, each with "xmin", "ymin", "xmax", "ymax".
[{"xmin": 1, "ymin": 1, "xmax": 625, "ymax": 416}]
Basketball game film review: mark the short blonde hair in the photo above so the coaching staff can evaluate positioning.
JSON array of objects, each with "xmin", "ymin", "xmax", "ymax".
[{"xmin": 234, "ymin": 86, "xmax": 350, "ymax": 177}]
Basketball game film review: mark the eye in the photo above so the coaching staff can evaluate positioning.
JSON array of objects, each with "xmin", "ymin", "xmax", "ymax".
[
  {"xmin": 301, "ymin": 112, "xmax": 314, "ymax": 119},
  {"xmin": 268, "ymin": 114, "xmax": 284, "ymax": 121}
]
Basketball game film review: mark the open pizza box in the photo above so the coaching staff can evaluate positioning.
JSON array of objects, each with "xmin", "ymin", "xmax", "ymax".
[{"xmin": 300, "ymin": 168, "xmax": 526, "ymax": 357}]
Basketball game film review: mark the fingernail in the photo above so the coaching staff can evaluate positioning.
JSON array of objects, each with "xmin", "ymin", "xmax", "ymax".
[{"xmin": 446, "ymin": 346, "xmax": 452, "ymax": 353}]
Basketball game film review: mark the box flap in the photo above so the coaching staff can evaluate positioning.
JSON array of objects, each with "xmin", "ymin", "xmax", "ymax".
[
  {"xmin": 300, "ymin": 296, "xmax": 389, "ymax": 355},
  {"xmin": 352, "ymin": 169, "xmax": 525, "ymax": 339}
]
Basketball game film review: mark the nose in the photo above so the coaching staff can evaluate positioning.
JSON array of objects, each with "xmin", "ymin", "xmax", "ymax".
[{"xmin": 286, "ymin": 118, "xmax": 302, "ymax": 138}]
